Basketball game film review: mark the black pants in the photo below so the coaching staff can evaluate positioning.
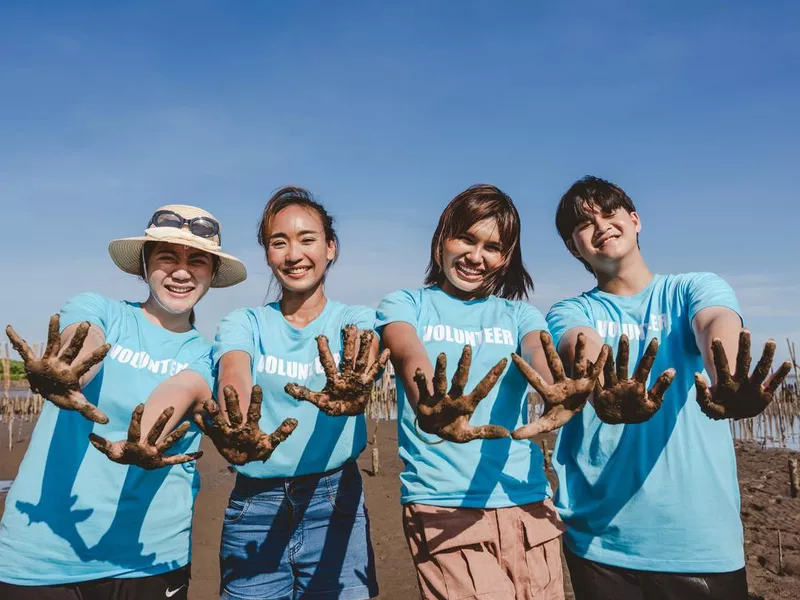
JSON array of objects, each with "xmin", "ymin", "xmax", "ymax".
[
  {"xmin": 0, "ymin": 565, "xmax": 190, "ymax": 600},
  {"xmin": 565, "ymin": 549, "xmax": 748, "ymax": 600}
]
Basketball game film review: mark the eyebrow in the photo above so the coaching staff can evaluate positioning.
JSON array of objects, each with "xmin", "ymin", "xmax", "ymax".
[{"xmin": 269, "ymin": 229, "xmax": 322, "ymax": 240}]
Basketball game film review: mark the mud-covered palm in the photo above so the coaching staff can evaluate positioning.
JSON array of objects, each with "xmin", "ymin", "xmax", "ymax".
[
  {"xmin": 89, "ymin": 404, "xmax": 202, "ymax": 470},
  {"xmin": 511, "ymin": 331, "xmax": 610, "ymax": 439},
  {"xmin": 413, "ymin": 345, "xmax": 509, "ymax": 443},
  {"xmin": 6, "ymin": 314, "xmax": 111, "ymax": 424},
  {"xmin": 285, "ymin": 325, "xmax": 390, "ymax": 416},
  {"xmin": 695, "ymin": 330, "xmax": 792, "ymax": 420},
  {"xmin": 593, "ymin": 335, "xmax": 675, "ymax": 424},
  {"xmin": 195, "ymin": 385, "xmax": 297, "ymax": 465}
]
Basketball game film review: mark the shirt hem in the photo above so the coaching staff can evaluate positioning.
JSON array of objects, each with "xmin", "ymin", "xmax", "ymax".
[
  {"xmin": 401, "ymin": 491, "xmax": 549, "ymax": 509},
  {"xmin": 0, "ymin": 556, "xmax": 190, "ymax": 586},
  {"xmin": 565, "ymin": 539, "xmax": 745, "ymax": 573}
]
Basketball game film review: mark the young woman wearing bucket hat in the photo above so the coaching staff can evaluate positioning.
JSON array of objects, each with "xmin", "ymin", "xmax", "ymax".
[
  {"xmin": 0, "ymin": 205, "xmax": 256, "ymax": 600},
  {"xmin": 203, "ymin": 186, "xmax": 389, "ymax": 600}
]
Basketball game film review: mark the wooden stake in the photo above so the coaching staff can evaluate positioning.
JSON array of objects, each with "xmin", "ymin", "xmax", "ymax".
[
  {"xmin": 789, "ymin": 458, "xmax": 800, "ymax": 498},
  {"xmin": 371, "ymin": 447, "xmax": 380, "ymax": 477},
  {"xmin": 779, "ymin": 529, "xmax": 785, "ymax": 576}
]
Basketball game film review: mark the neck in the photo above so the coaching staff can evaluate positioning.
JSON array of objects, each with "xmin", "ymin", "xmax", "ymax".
[
  {"xmin": 141, "ymin": 295, "xmax": 193, "ymax": 333},
  {"xmin": 280, "ymin": 281, "xmax": 328, "ymax": 328},
  {"xmin": 594, "ymin": 251, "xmax": 654, "ymax": 296},
  {"xmin": 440, "ymin": 280, "xmax": 487, "ymax": 302}
]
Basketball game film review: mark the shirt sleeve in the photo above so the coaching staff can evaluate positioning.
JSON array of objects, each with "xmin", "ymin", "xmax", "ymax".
[
  {"xmin": 375, "ymin": 289, "xmax": 419, "ymax": 331},
  {"xmin": 59, "ymin": 292, "xmax": 115, "ymax": 333},
  {"xmin": 343, "ymin": 305, "xmax": 377, "ymax": 331},
  {"xmin": 683, "ymin": 272, "xmax": 743, "ymax": 324},
  {"xmin": 546, "ymin": 298, "xmax": 593, "ymax": 349},
  {"xmin": 517, "ymin": 302, "xmax": 548, "ymax": 340},
  {"xmin": 212, "ymin": 308, "xmax": 257, "ymax": 368}
]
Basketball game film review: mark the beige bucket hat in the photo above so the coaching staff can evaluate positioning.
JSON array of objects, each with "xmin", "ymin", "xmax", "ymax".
[{"xmin": 108, "ymin": 204, "xmax": 247, "ymax": 288}]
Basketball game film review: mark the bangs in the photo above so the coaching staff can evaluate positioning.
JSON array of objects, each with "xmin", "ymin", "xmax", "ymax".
[{"xmin": 438, "ymin": 192, "xmax": 520, "ymax": 256}]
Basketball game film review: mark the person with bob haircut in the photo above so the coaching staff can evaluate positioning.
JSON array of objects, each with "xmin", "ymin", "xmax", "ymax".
[
  {"xmin": 205, "ymin": 186, "xmax": 388, "ymax": 600},
  {"xmin": 546, "ymin": 175, "xmax": 791, "ymax": 599},
  {"xmin": 377, "ymin": 184, "xmax": 608, "ymax": 600},
  {"xmin": 0, "ymin": 205, "xmax": 247, "ymax": 600}
]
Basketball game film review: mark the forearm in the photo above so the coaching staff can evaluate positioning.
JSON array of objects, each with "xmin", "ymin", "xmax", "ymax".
[
  {"xmin": 140, "ymin": 370, "xmax": 211, "ymax": 443},
  {"xmin": 382, "ymin": 322, "xmax": 432, "ymax": 412},
  {"xmin": 217, "ymin": 351, "xmax": 253, "ymax": 417},
  {"xmin": 693, "ymin": 307, "xmax": 742, "ymax": 384}
]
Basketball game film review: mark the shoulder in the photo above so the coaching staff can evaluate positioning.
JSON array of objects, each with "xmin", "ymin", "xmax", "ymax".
[
  {"xmin": 546, "ymin": 295, "xmax": 592, "ymax": 319},
  {"xmin": 330, "ymin": 301, "xmax": 376, "ymax": 328}
]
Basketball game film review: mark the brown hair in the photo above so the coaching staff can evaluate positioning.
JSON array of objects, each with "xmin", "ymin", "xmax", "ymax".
[
  {"xmin": 424, "ymin": 184, "xmax": 534, "ymax": 300},
  {"xmin": 257, "ymin": 186, "xmax": 339, "ymax": 273}
]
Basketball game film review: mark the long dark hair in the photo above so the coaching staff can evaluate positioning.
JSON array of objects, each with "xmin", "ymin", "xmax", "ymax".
[{"xmin": 424, "ymin": 184, "xmax": 533, "ymax": 300}]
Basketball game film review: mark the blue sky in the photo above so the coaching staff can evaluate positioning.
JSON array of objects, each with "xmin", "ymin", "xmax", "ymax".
[{"xmin": 1, "ymin": 2, "xmax": 798, "ymax": 364}]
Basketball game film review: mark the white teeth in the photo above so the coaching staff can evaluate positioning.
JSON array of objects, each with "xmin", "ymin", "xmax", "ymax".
[
  {"xmin": 457, "ymin": 263, "xmax": 482, "ymax": 276},
  {"xmin": 286, "ymin": 267, "xmax": 310, "ymax": 274},
  {"xmin": 166, "ymin": 286, "xmax": 192, "ymax": 293}
]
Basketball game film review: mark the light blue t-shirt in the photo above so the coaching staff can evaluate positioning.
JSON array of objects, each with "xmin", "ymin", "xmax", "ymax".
[
  {"xmin": 0, "ymin": 293, "xmax": 212, "ymax": 585},
  {"xmin": 376, "ymin": 286, "xmax": 551, "ymax": 508},
  {"xmin": 547, "ymin": 273, "xmax": 743, "ymax": 573},
  {"xmin": 212, "ymin": 299, "xmax": 374, "ymax": 479}
]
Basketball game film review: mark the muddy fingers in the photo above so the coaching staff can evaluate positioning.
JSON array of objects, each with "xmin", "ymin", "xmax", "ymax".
[
  {"xmin": 284, "ymin": 325, "xmax": 390, "ymax": 417},
  {"xmin": 511, "ymin": 331, "xmax": 609, "ymax": 439},
  {"xmin": 696, "ymin": 331, "xmax": 793, "ymax": 420}
]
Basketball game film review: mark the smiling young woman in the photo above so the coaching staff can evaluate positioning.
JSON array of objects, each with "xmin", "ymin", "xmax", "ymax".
[
  {"xmin": 0, "ymin": 204, "xmax": 246, "ymax": 600},
  {"xmin": 376, "ymin": 184, "xmax": 570, "ymax": 599},
  {"xmin": 208, "ymin": 186, "xmax": 382, "ymax": 600}
]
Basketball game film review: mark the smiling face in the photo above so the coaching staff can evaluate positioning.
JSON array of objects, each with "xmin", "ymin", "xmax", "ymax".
[
  {"xmin": 265, "ymin": 204, "xmax": 336, "ymax": 295},
  {"xmin": 569, "ymin": 202, "xmax": 642, "ymax": 271},
  {"xmin": 145, "ymin": 242, "xmax": 214, "ymax": 314},
  {"xmin": 439, "ymin": 217, "xmax": 506, "ymax": 299}
]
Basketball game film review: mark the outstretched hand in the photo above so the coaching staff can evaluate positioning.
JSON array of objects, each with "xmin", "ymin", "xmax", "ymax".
[
  {"xmin": 413, "ymin": 345, "xmax": 509, "ymax": 443},
  {"xmin": 695, "ymin": 330, "xmax": 792, "ymax": 420},
  {"xmin": 6, "ymin": 314, "xmax": 110, "ymax": 424},
  {"xmin": 285, "ymin": 325, "xmax": 390, "ymax": 416},
  {"xmin": 89, "ymin": 404, "xmax": 202, "ymax": 470},
  {"xmin": 511, "ymin": 331, "xmax": 610, "ymax": 439},
  {"xmin": 195, "ymin": 385, "xmax": 297, "ymax": 465},
  {"xmin": 593, "ymin": 335, "xmax": 675, "ymax": 424}
]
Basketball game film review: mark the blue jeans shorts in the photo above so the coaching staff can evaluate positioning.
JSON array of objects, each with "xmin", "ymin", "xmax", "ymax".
[{"xmin": 220, "ymin": 460, "xmax": 378, "ymax": 600}]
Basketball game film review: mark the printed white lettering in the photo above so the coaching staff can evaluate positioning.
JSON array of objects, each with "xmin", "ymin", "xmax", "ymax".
[
  {"xmin": 118, "ymin": 349, "xmax": 133, "ymax": 364},
  {"xmin": 422, "ymin": 326, "xmax": 433, "ymax": 342},
  {"xmin": 265, "ymin": 356, "xmax": 278, "ymax": 374},
  {"xmin": 433, "ymin": 325, "xmax": 445, "ymax": 342}
]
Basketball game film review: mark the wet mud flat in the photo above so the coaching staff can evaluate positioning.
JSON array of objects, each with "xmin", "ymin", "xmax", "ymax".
[{"xmin": 1, "ymin": 421, "xmax": 799, "ymax": 599}]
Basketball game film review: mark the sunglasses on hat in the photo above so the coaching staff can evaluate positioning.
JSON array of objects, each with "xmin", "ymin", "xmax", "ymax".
[{"xmin": 148, "ymin": 210, "xmax": 221, "ymax": 242}]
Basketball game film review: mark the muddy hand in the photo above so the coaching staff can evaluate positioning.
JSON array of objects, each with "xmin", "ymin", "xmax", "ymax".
[
  {"xmin": 195, "ymin": 385, "xmax": 297, "ymax": 465},
  {"xmin": 6, "ymin": 315, "xmax": 111, "ymax": 424},
  {"xmin": 89, "ymin": 404, "xmax": 202, "ymax": 470},
  {"xmin": 695, "ymin": 330, "xmax": 792, "ymax": 420},
  {"xmin": 413, "ymin": 345, "xmax": 509, "ymax": 443},
  {"xmin": 511, "ymin": 331, "xmax": 610, "ymax": 439},
  {"xmin": 285, "ymin": 325, "xmax": 390, "ymax": 416},
  {"xmin": 593, "ymin": 335, "xmax": 675, "ymax": 424}
]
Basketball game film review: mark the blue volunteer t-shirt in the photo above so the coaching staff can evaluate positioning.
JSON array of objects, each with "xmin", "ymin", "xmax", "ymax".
[
  {"xmin": 0, "ymin": 293, "xmax": 212, "ymax": 586},
  {"xmin": 547, "ymin": 273, "xmax": 744, "ymax": 573},
  {"xmin": 212, "ymin": 299, "xmax": 374, "ymax": 479},
  {"xmin": 376, "ymin": 286, "xmax": 551, "ymax": 508}
]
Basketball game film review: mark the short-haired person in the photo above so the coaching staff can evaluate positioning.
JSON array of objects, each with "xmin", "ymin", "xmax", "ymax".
[{"xmin": 546, "ymin": 176, "xmax": 791, "ymax": 599}]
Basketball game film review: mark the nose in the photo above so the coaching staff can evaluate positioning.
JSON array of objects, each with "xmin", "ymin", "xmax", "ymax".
[
  {"xmin": 170, "ymin": 260, "xmax": 192, "ymax": 281},
  {"xmin": 465, "ymin": 245, "xmax": 482, "ymax": 265},
  {"xmin": 286, "ymin": 241, "xmax": 303, "ymax": 263}
]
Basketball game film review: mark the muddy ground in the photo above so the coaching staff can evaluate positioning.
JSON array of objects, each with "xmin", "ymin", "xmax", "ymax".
[{"xmin": 0, "ymin": 420, "xmax": 797, "ymax": 599}]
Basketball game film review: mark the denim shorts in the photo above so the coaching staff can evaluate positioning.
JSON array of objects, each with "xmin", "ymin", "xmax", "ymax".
[{"xmin": 220, "ymin": 460, "xmax": 378, "ymax": 600}]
